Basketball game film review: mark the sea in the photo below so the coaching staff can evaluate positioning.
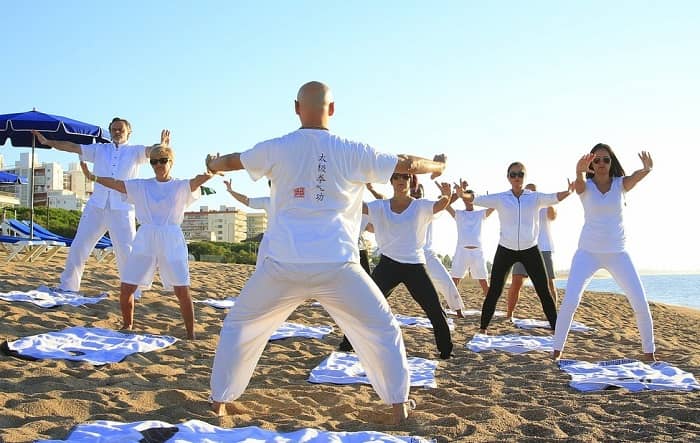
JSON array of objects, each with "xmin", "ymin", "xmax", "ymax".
[{"xmin": 552, "ymin": 274, "xmax": 700, "ymax": 311}]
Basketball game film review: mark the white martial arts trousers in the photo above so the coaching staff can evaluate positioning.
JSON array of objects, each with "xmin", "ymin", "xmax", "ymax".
[
  {"xmin": 424, "ymin": 249, "xmax": 465, "ymax": 312},
  {"xmin": 210, "ymin": 259, "xmax": 410, "ymax": 405},
  {"xmin": 553, "ymin": 249, "xmax": 656, "ymax": 353},
  {"xmin": 59, "ymin": 204, "xmax": 136, "ymax": 292}
]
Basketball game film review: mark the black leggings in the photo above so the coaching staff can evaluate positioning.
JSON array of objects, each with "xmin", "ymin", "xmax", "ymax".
[
  {"xmin": 359, "ymin": 249, "xmax": 371, "ymax": 275},
  {"xmin": 481, "ymin": 245, "xmax": 557, "ymax": 330},
  {"xmin": 373, "ymin": 255, "xmax": 453, "ymax": 357}
]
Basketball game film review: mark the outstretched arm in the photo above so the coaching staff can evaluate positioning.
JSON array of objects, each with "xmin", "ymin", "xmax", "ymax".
[
  {"xmin": 190, "ymin": 171, "xmax": 214, "ymax": 192},
  {"xmin": 432, "ymin": 181, "xmax": 452, "ymax": 214},
  {"xmin": 206, "ymin": 152, "xmax": 244, "ymax": 174},
  {"xmin": 556, "ymin": 179, "xmax": 575, "ymax": 201},
  {"xmin": 574, "ymin": 153, "xmax": 594, "ymax": 194},
  {"xmin": 623, "ymin": 151, "xmax": 653, "ymax": 192},
  {"xmin": 32, "ymin": 130, "xmax": 81, "ymax": 154},
  {"xmin": 395, "ymin": 154, "xmax": 446, "ymax": 179},
  {"xmin": 83, "ymin": 167, "xmax": 126, "ymax": 193},
  {"xmin": 224, "ymin": 179, "xmax": 250, "ymax": 206}
]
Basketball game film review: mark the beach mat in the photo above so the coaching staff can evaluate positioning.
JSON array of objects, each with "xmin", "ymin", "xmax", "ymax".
[
  {"xmin": 309, "ymin": 351, "xmax": 438, "ymax": 388},
  {"xmin": 394, "ymin": 313, "xmax": 455, "ymax": 331},
  {"xmin": 38, "ymin": 419, "xmax": 433, "ymax": 442},
  {"xmin": 558, "ymin": 358, "xmax": 700, "ymax": 392},
  {"xmin": 512, "ymin": 317, "xmax": 593, "ymax": 332},
  {"xmin": 0, "ymin": 286, "xmax": 107, "ymax": 308},
  {"xmin": 1, "ymin": 326, "xmax": 177, "ymax": 365},
  {"xmin": 193, "ymin": 297, "xmax": 237, "ymax": 309},
  {"xmin": 466, "ymin": 333, "xmax": 554, "ymax": 354}
]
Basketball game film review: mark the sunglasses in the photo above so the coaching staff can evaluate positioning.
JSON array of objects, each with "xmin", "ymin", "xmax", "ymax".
[
  {"xmin": 508, "ymin": 171, "xmax": 525, "ymax": 178},
  {"xmin": 391, "ymin": 173, "xmax": 411, "ymax": 181},
  {"xmin": 592, "ymin": 156, "xmax": 611, "ymax": 164},
  {"xmin": 150, "ymin": 157, "xmax": 170, "ymax": 165}
]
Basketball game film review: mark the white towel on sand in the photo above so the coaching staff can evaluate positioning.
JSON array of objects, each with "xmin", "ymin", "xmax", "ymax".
[
  {"xmin": 466, "ymin": 333, "xmax": 554, "ymax": 354},
  {"xmin": 193, "ymin": 297, "xmax": 237, "ymax": 309},
  {"xmin": 394, "ymin": 314, "xmax": 455, "ymax": 331},
  {"xmin": 270, "ymin": 323, "xmax": 333, "ymax": 341},
  {"xmin": 309, "ymin": 352, "xmax": 438, "ymax": 388},
  {"xmin": 512, "ymin": 317, "xmax": 593, "ymax": 332},
  {"xmin": 0, "ymin": 286, "xmax": 107, "ymax": 308},
  {"xmin": 3, "ymin": 326, "xmax": 177, "ymax": 365},
  {"xmin": 38, "ymin": 419, "xmax": 434, "ymax": 443},
  {"xmin": 558, "ymin": 358, "xmax": 700, "ymax": 392}
]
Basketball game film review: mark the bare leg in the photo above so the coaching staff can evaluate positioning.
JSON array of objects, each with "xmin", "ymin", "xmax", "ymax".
[
  {"xmin": 506, "ymin": 275, "xmax": 525, "ymax": 319},
  {"xmin": 478, "ymin": 279, "xmax": 489, "ymax": 297},
  {"xmin": 452, "ymin": 277, "xmax": 461, "ymax": 288},
  {"xmin": 174, "ymin": 285, "xmax": 196, "ymax": 339},
  {"xmin": 120, "ymin": 282, "xmax": 138, "ymax": 330},
  {"xmin": 643, "ymin": 352, "xmax": 657, "ymax": 362},
  {"xmin": 552, "ymin": 349, "xmax": 562, "ymax": 361}
]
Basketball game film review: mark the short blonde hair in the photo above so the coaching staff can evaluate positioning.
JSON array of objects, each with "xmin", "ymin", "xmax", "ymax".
[{"xmin": 150, "ymin": 145, "xmax": 174, "ymax": 162}]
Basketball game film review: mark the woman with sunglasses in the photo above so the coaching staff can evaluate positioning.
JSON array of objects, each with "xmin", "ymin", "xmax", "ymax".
[
  {"xmin": 338, "ymin": 172, "xmax": 455, "ymax": 359},
  {"xmin": 82, "ymin": 145, "xmax": 214, "ymax": 339},
  {"xmin": 461, "ymin": 162, "xmax": 574, "ymax": 334},
  {"xmin": 553, "ymin": 145, "xmax": 655, "ymax": 361}
]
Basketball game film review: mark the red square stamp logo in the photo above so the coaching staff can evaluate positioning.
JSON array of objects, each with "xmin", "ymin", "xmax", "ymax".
[{"xmin": 293, "ymin": 187, "xmax": 305, "ymax": 198}]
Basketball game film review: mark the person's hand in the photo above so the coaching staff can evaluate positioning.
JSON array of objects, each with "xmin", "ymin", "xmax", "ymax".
[
  {"xmin": 436, "ymin": 181, "xmax": 451, "ymax": 196},
  {"xmin": 160, "ymin": 129, "xmax": 171, "ymax": 147},
  {"xmin": 576, "ymin": 153, "xmax": 594, "ymax": 174},
  {"xmin": 31, "ymin": 130, "xmax": 50, "ymax": 147},
  {"xmin": 453, "ymin": 182, "xmax": 464, "ymax": 198},
  {"xmin": 430, "ymin": 154, "xmax": 447, "ymax": 180},
  {"xmin": 639, "ymin": 151, "xmax": 653, "ymax": 171},
  {"xmin": 206, "ymin": 153, "xmax": 224, "ymax": 175},
  {"xmin": 79, "ymin": 161, "xmax": 90, "ymax": 177},
  {"xmin": 567, "ymin": 178, "xmax": 575, "ymax": 193},
  {"xmin": 223, "ymin": 178, "xmax": 233, "ymax": 192}
]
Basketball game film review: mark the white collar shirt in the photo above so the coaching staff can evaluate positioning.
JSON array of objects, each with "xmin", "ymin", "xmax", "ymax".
[
  {"xmin": 473, "ymin": 189, "xmax": 559, "ymax": 250},
  {"xmin": 80, "ymin": 142, "xmax": 148, "ymax": 210}
]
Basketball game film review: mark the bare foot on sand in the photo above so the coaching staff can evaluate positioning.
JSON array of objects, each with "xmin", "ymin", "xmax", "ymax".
[
  {"xmin": 552, "ymin": 350, "xmax": 562, "ymax": 362},
  {"xmin": 211, "ymin": 401, "xmax": 248, "ymax": 417},
  {"xmin": 642, "ymin": 352, "xmax": 657, "ymax": 362},
  {"xmin": 120, "ymin": 324, "xmax": 133, "ymax": 332},
  {"xmin": 392, "ymin": 399, "xmax": 416, "ymax": 425}
]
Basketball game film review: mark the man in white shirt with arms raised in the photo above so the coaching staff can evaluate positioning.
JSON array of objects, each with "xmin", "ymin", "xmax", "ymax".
[{"xmin": 206, "ymin": 81, "xmax": 446, "ymax": 424}]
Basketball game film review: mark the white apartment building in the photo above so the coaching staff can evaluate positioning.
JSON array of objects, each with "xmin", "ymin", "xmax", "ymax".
[
  {"xmin": 246, "ymin": 212, "xmax": 267, "ymax": 240},
  {"xmin": 182, "ymin": 205, "xmax": 249, "ymax": 243},
  {"xmin": 1, "ymin": 153, "xmax": 92, "ymax": 210}
]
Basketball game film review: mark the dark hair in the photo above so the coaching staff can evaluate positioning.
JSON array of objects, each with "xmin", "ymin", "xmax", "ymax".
[
  {"xmin": 588, "ymin": 143, "xmax": 625, "ymax": 178},
  {"xmin": 410, "ymin": 174, "xmax": 424, "ymax": 198},
  {"xmin": 507, "ymin": 162, "xmax": 526, "ymax": 175},
  {"xmin": 109, "ymin": 117, "xmax": 132, "ymax": 133}
]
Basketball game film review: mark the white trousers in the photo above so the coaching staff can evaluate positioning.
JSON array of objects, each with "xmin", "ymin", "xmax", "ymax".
[
  {"xmin": 553, "ymin": 249, "xmax": 656, "ymax": 353},
  {"xmin": 210, "ymin": 259, "xmax": 410, "ymax": 405},
  {"xmin": 60, "ymin": 204, "xmax": 136, "ymax": 292},
  {"xmin": 451, "ymin": 247, "xmax": 488, "ymax": 280},
  {"xmin": 424, "ymin": 249, "xmax": 465, "ymax": 311}
]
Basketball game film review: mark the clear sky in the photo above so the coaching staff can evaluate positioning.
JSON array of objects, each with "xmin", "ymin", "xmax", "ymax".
[{"xmin": 2, "ymin": 1, "xmax": 699, "ymax": 273}]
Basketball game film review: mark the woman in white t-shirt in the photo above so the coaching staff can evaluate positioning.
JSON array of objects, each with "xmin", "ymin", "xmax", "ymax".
[
  {"xmin": 338, "ymin": 173, "xmax": 455, "ymax": 359},
  {"xmin": 84, "ymin": 145, "xmax": 214, "ymax": 339},
  {"xmin": 462, "ymin": 162, "xmax": 574, "ymax": 334},
  {"xmin": 553, "ymin": 145, "xmax": 656, "ymax": 361}
]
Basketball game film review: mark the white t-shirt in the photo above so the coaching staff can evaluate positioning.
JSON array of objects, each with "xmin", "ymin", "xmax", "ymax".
[
  {"xmin": 240, "ymin": 129, "xmax": 397, "ymax": 264},
  {"xmin": 578, "ymin": 176, "xmax": 626, "ymax": 253},
  {"xmin": 368, "ymin": 198, "xmax": 435, "ymax": 264},
  {"xmin": 81, "ymin": 143, "xmax": 148, "ymax": 210},
  {"xmin": 124, "ymin": 178, "xmax": 199, "ymax": 257},
  {"xmin": 474, "ymin": 189, "xmax": 559, "ymax": 250},
  {"xmin": 537, "ymin": 207, "xmax": 554, "ymax": 252},
  {"xmin": 454, "ymin": 209, "xmax": 488, "ymax": 248}
]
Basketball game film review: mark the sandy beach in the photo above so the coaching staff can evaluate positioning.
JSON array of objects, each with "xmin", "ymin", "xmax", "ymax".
[{"xmin": 1, "ymin": 252, "xmax": 698, "ymax": 442}]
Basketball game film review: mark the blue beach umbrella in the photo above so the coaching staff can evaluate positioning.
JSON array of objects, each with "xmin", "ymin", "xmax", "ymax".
[
  {"xmin": 0, "ymin": 171, "xmax": 28, "ymax": 184},
  {"xmin": 0, "ymin": 109, "xmax": 110, "ymax": 237}
]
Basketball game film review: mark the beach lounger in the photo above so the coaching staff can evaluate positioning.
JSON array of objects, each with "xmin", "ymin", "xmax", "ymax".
[{"xmin": 0, "ymin": 235, "xmax": 52, "ymax": 262}]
